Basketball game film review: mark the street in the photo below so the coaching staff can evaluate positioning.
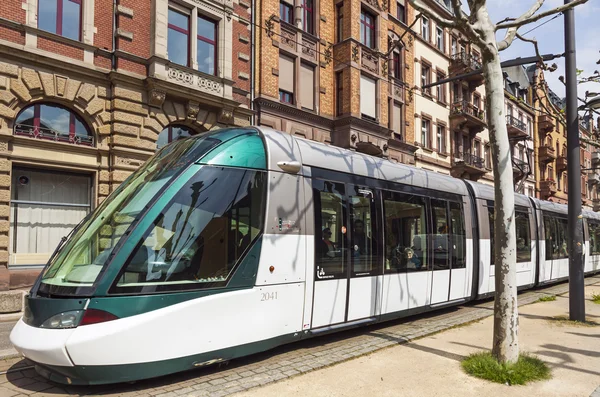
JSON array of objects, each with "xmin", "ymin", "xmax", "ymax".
[{"xmin": 0, "ymin": 321, "xmax": 16, "ymax": 359}]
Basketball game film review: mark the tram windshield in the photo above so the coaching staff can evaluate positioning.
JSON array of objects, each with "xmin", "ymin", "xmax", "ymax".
[{"xmin": 37, "ymin": 128, "xmax": 263, "ymax": 296}]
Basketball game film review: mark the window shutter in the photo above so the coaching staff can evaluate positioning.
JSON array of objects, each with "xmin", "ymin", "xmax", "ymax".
[
  {"xmin": 279, "ymin": 54, "xmax": 295, "ymax": 93},
  {"xmin": 427, "ymin": 121, "xmax": 432, "ymax": 148},
  {"xmin": 300, "ymin": 63, "xmax": 315, "ymax": 110},
  {"xmin": 393, "ymin": 102, "xmax": 402, "ymax": 133},
  {"xmin": 360, "ymin": 75, "xmax": 376, "ymax": 119}
]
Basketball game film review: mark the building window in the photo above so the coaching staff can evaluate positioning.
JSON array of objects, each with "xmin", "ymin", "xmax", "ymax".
[
  {"xmin": 280, "ymin": 1, "xmax": 293, "ymax": 23},
  {"xmin": 336, "ymin": 3, "xmax": 343, "ymax": 42},
  {"xmin": 157, "ymin": 125, "xmax": 194, "ymax": 150},
  {"xmin": 474, "ymin": 140, "xmax": 481, "ymax": 158},
  {"xmin": 300, "ymin": 62, "xmax": 315, "ymax": 110},
  {"xmin": 38, "ymin": 0, "xmax": 82, "ymax": 41},
  {"xmin": 437, "ymin": 72, "xmax": 445, "ymax": 103},
  {"xmin": 421, "ymin": 118, "xmax": 431, "ymax": 148},
  {"xmin": 279, "ymin": 53, "xmax": 295, "ymax": 104},
  {"xmin": 451, "ymin": 36, "xmax": 457, "ymax": 55},
  {"xmin": 527, "ymin": 118, "xmax": 532, "ymax": 136},
  {"xmin": 397, "ymin": 0, "xmax": 406, "ymax": 23},
  {"xmin": 436, "ymin": 27, "xmax": 444, "ymax": 51},
  {"xmin": 302, "ymin": 0, "xmax": 314, "ymax": 34},
  {"xmin": 10, "ymin": 167, "xmax": 92, "ymax": 266},
  {"xmin": 197, "ymin": 15, "xmax": 217, "ymax": 75},
  {"xmin": 168, "ymin": 7, "xmax": 190, "ymax": 67},
  {"xmin": 421, "ymin": 17, "xmax": 429, "ymax": 41},
  {"xmin": 14, "ymin": 103, "xmax": 93, "ymax": 146},
  {"xmin": 360, "ymin": 74, "xmax": 377, "ymax": 121},
  {"xmin": 393, "ymin": 51, "xmax": 402, "ymax": 80},
  {"xmin": 421, "ymin": 64, "xmax": 431, "ymax": 95},
  {"xmin": 485, "ymin": 144, "xmax": 491, "ymax": 168},
  {"xmin": 473, "ymin": 94, "xmax": 481, "ymax": 110},
  {"xmin": 360, "ymin": 10, "xmax": 375, "ymax": 49},
  {"xmin": 391, "ymin": 101, "xmax": 403, "ymax": 140},
  {"xmin": 437, "ymin": 125, "xmax": 445, "ymax": 153},
  {"xmin": 336, "ymin": 71, "xmax": 343, "ymax": 116}
]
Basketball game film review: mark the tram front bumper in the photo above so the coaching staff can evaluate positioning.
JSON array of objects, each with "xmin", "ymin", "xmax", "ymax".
[{"xmin": 9, "ymin": 318, "xmax": 75, "ymax": 367}]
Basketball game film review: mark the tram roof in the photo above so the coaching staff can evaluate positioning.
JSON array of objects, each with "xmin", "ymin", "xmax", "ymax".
[
  {"xmin": 258, "ymin": 126, "xmax": 469, "ymax": 196},
  {"xmin": 464, "ymin": 180, "xmax": 532, "ymax": 208}
]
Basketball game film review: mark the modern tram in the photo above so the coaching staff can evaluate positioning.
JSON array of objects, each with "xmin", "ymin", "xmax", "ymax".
[{"xmin": 9, "ymin": 126, "xmax": 600, "ymax": 385}]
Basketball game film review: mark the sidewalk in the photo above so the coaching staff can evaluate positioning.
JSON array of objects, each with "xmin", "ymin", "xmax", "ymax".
[
  {"xmin": 0, "ymin": 277, "xmax": 599, "ymax": 397},
  {"xmin": 233, "ymin": 283, "xmax": 600, "ymax": 397}
]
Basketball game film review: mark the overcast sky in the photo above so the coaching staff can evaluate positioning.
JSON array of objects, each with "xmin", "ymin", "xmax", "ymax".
[{"xmin": 481, "ymin": 0, "xmax": 600, "ymax": 103}]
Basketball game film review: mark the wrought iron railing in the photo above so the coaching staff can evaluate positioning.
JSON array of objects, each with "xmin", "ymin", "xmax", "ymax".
[
  {"xmin": 450, "ymin": 101, "xmax": 485, "ymax": 121},
  {"xmin": 450, "ymin": 52, "xmax": 482, "ymax": 70},
  {"xmin": 506, "ymin": 115, "xmax": 526, "ymax": 132},
  {"xmin": 14, "ymin": 123, "xmax": 94, "ymax": 146},
  {"xmin": 512, "ymin": 157, "xmax": 530, "ymax": 173},
  {"xmin": 455, "ymin": 152, "xmax": 485, "ymax": 169}
]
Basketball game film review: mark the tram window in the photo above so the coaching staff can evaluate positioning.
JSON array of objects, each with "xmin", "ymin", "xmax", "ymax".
[
  {"xmin": 111, "ymin": 167, "xmax": 266, "ymax": 293},
  {"xmin": 544, "ymin": 215, "xmax": 554, "ymax": 260},
  {"xmin": 349, "ymin": 187, "xmax": 381, "ymax": 276},
  {"xmin": 432, "ymin": 200, "xmax": 449, "ymax": 270},
  {"xmin": 489, "ymin": 207, "xmax": 495, "ymax": 266},
  {"xmin": 590, "ymin": 222, "xmax": 600, "ymax": 255},
  {"xmin": 544, "ymin": 214, "xmax": 569, "ymax": 260},
  {"xmin": 515, "ymin": 211, "xmax": 531, "ymax": 262},
  {"xmin": 383, "ymin": 191, "xmax": 427, "ymax": 273},
  {"xmin": 450, "ymin": 201, "xmax": 466, "ymax": 269},
  {"xmin": 314, "ymin": 180, "xmax": 346, "ymax": 279}
]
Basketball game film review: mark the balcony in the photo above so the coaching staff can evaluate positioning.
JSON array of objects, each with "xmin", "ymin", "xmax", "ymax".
[
  {"xmin": 451, "ymin": 152, "xmax": 487, "ymax": 180},
  {"xmin": 540, "ymin": 179, "xmax": 558, "ymax": 197},
  {"xmin": 594, "ymin": 198, "xmax": 600, "ymax": 212},
  {"xmin": 389, "ymin": 80, "xmax": 405, "ymax": 104},
  {"xmin": 592, "ymin": 151, "xmax": 600, "ymax": 166},
  {"xmin": 556, "ymin": 155, "xmax": 567, "ymax": 171},
  {"xmin": 538, "ymin": 145, "xmax": 556, "ymax": 162},
  {"xmin": 449, "ymin": 52, "xmax": 484, "ymax": 87},
  {"xmin": 589, "ymin": 172, "xmax": 600, "ymax": 185},
  {"xmin": 512, "ymin": 157, "xmax": 530, "ymax": 176},
  {"xmin": 506, "ymin": 115, "xmax": 528, "ymax": 140},
  {"xmin": 538, "ymin": 114, "xmax": 555, "ymax": 132},
  {"xmin": 450, "ymin": 101, "xmax": 486, "ymax": 133}
]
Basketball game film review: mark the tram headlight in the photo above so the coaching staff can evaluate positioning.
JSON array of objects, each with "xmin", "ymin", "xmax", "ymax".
[{"xmin": 40, "ymin": 310, "xmax": 84, "ymax": 329}]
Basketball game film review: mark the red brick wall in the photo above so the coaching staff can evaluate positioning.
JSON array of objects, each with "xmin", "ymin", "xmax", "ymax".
[
  {"xmin": 232, "ymin": 3, "xmax": 251, "ymax": 107},
  {"xmin": 95, "ymin": 0, "xmax": 114, "ymax": 50},
  {"xmin": 116, "ymin": 0, "xmax": 151, "ymax": 58},
  {"xmin": 38, "ymin": 37, "xmax": 84, "ymax": 60},
  {"xmin": 95, "ymin": 54, "xmax": 112, "ymax": 69},
  {"xmin": 0, "ymin": 0, "xmax": 26, "ymax": 24},
  {"xmin": 0, "ymin": 25, "xmax": 25, "ymax": 45},
  {"xmin": 117, "ymin": 58, "xmax": 146, "ymax": 76}
]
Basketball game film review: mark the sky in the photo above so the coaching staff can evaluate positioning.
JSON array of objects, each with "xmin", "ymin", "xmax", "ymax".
[{"xmin": 480, "ymin": 0, "xmax": 600, "ymax": 106}]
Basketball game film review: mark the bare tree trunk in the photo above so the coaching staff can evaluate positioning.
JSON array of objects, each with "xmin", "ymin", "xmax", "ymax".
[{"xmin": 481, "ymin": 28, "xmax": 519, "ymax": 364}]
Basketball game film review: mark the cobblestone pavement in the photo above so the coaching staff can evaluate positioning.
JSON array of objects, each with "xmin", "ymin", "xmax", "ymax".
[{"xmin": 1, "ymin": 276, "xmax": 599, "ymax": 397}]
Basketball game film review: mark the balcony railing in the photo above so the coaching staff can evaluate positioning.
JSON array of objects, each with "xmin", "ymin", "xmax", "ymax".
[
  {"xmin": 455, "ymin": 152, "xmax": 485, "ymax": 169},
  {"xmin": 506, "ymin": 115, "xmax": 526, "ymax": 131},
  {"xmin": 14, "ymin": 123, "xmax": 94, "ymax": 146},
  {"xmin": 540, "ymin": 179, "xmax": 558, "ymax": 195},
  {"xmin": 512, "ymin": 157, "xmax": 530, "ymax": 174},
  {"xmin": 538, "ymin": 145, "xmax": 556, "ymax": 162},
  {"xmin": 450, "ymin": 101, "xmax": 486, "ymax": 125},
  {"xmin": 450, "ymin": 52, "xmax": 482, "ymax": 71}
]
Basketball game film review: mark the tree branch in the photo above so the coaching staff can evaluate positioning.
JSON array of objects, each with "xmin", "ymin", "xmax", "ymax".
[
  {"xmin": 406, "ymin": 0, "xmax": 457, "ymax": 28},
  {"xmin": 497, "ymin": 0, "xmax": 544, "ymax": 51},
  {"xmin": 515, "ymin": 33, "xmax": 543, "ymax": 64},
  {"xmin": 496, "ymin": 0, "xmax": 588, "ymax": 30}
]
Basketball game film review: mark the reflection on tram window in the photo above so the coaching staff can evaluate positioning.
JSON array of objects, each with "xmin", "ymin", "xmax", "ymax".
[
  {"xmin": 111, "ymin": 167, "xmax": 266, "ymax": 293},
  {"xmin": 349, "ymin": 188, "xmax": 381, "ymax": 276},
  {"xmin": 432, "ymin": 200, "xmax": 449, "ymax": 270},
  {"xmin": 489, "ymin": 207, "xmax": 495, "ymax": 266},
  {"xmin": 516, "ymin": 212, "xmax": 531, "ymax": 262},
  {"xmin": 489, "ymin": 208, "xmax": 531, "ymax": 264},
  {"xmin": 314, "ymin": 180, "xmax": 346, "ymax": 279},
  {"xmin": 39, "ymin": 137, "xmax": 221, "ymax": 294},
  {"xmin": 383, "ymin": 191, "xmax": 427, "ymax": 273},
  {"xmin": 450, "ymin": 202, "xmax": 466, "ymax": 269},
  {"xmin": 590, "ymin": 222, "xmax": 600, "ymax": 255},
  {"xmin": 544, "ymin": 214, "xmax": 569, "ymax": 260}
]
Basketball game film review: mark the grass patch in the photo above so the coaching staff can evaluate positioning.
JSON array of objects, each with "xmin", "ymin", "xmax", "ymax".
[
  {"xmin": 548, "ymin": 315, "xmax": 599, "ymax": 327},
  {"xmin": 537, "ymin": 295, "xmax": 556, "ymax": 302},
  {"xmin": 461, "ymin": 352, "xmax": 551, "ymax": 385},
  {"xmin": 591, "ymin": 293, "xmax": 600, "ymax": 304}
]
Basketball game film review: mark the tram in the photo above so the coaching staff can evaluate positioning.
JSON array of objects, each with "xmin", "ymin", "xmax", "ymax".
[{"xmin": 9, "ymin": 126, "xmax": 600, "ymax": 385}]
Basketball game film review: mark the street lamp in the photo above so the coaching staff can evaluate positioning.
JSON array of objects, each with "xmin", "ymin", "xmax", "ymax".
[{"xmin": 587, "ymin": 95, "xmax": 600, "ymax": 110}]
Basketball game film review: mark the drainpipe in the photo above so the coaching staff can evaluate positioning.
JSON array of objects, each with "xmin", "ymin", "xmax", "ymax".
[{"xmin": 250, "ymin": 0, "xmax": 256, "ymax": 125}]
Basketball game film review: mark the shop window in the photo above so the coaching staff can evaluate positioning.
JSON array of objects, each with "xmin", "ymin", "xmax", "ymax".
[
  {"xmin": 38, "ymin": 0, "xmax": 82, "ymax": 41},
  {"xmin": 10, "ymin": 167, "xmax": 92, "ymax": 267},
  {"xmin": 157, "ymin": 125, "xmax": 195, "ymax": 150},
  {"xmin": 14, "ymin": 103, "xmax": 93, "ymax": 146}
]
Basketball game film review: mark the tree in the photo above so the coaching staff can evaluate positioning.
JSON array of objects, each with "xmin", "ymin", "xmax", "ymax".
[{"xmin": 407, "ymin": 0, "xmax": 588, "ymax": 364}]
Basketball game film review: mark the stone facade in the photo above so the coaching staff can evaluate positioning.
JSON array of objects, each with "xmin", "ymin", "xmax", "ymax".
[
  {"xmin": 255, "ymin": 0, "xmax": 418, "ymax": 163},
  {"xmin": 0, "ymin": 0, "xmax": 252, "ymax": 290}
]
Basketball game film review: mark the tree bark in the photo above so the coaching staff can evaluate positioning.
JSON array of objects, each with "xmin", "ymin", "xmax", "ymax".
[{"xmin": 480, "ymin": 26, "xmax": 519, "ymax": 364}]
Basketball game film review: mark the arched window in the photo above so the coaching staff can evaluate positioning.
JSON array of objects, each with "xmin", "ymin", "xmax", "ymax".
[
  {"xmin": 157, "ymin": 125, "xmax": 195, "ymax": 150},
  {"xmin": 14, "ymin": 103, "xmax": 93, "ymax": 146}
]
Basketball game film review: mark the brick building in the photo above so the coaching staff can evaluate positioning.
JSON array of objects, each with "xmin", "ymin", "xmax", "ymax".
[
  {"xmin": 0, "ymin": 0, "xmax": 252, "ymax": 290},
  {"xmin": 253, "ymin": 0, "xmax": 418, "ymax": 164}
]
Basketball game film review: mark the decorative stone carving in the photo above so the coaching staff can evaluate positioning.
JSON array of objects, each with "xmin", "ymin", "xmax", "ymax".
[
  {"xmin": 198, "ymin": 76, "xmax": 222, "ymax": 93},
  {"xmin": 187, "ymin": 101, "xmax": 200, "ymax": 119},
  {"xmin": 364, "ymin": 0, "xmax": 382, "ymax": 10},
  {"xmin": 381, "ymin": 60, "xmax": 388, "ymax": 76},
  {"xmin": 361, "ymin": 49, "xmax": 378, "ymax": 74},
  {"xmin": 352, "ymin": 45, "xmax": 359, "ymax": 63},
  {"xmin": 302, "ymin": 38, "xmax": 317, "ymax": 61},
  {"xmin": 168, "ymin": 68, "xmax": 194, "ymax": 85},
  {"xmin": 281, "ymin": 28, "xmax": 296, "ymax": 51},
  {"xmin": 218, "ymin": 108, "xmax": 234, "ymax": 124},
  {"xmin": 148, "ymin": 88, "xmax": 166, "ymax": 107}
]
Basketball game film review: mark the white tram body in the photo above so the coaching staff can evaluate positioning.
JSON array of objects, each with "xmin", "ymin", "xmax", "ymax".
[{"xmin": 9, "ymin": 126, "xmax": 600, "ymax": 385}]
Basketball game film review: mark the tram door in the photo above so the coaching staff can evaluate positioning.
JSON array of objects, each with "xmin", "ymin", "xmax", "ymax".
[{"xmin": 311, "ymin": 179, "xmax": 381, "ymax": 329}]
